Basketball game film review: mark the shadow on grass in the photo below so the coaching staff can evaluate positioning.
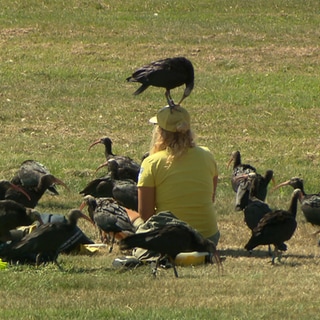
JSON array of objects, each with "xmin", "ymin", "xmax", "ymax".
[{"xmin": 220, "ymin": 247, "xmax": 317, "ymax": 261}]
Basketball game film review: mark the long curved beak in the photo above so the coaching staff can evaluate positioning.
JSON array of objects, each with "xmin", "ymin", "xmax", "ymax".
[
  {"xmin": 79, "ymin": 211, "xmax": 95, "ymax": 224},
  {"xmin": 233, "ymin": 172, "xmax": 256, "ymax": 183},
  {"xmin": 53, "ymin": 178, "xmax": 70, "ymax": 192},
  {"xmin": 9, "ymin": 183, "xmax": 31, "ymax": 201},
  {"xmin": 88, "ymin": 139, "xmax": 102, "ymax": 151},
  {"xmin": 226, "ymin": 157, "xmax": 234, "ymax": 169},
  {"xmin": 271, "ymin": 180, "xmax": 291, "ymax": 192},
  {"xmin": 271, "ymin": 176, "xmax": 276, "ymax": 187},
  {"xmin": 95, "ymin": 161, "xmax": 108, "ymax": 174},
  {"xmin": 79, "ymin": 201, "xmax": 87, "ymax": 211}
]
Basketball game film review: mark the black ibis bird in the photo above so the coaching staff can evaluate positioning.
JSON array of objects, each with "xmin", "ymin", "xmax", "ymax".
[
  {"xmin": 0, "ymin": 209, "xmax": 93, "ymax": 267},
  {"xmin": 80, "ymin": 196, "xmax": 136, "ymax": 253},
  {"xmin": 237, "ymin": 173, "xmax": 285, "ymax": 254},
  {"xmin": 120, "ymin": 223, "xmax": 221, "ymax": 278},
  {"xmin": 126, "ymin": 57, "xmax": 194, "ymax": 107},
  {"xmin": 6, "ymin": 174, "xmax": 68, "ymax": 209},
  {"xmin": 227, "ymin": 151, "xmax": 274, "ymax": 210},
  {"xmin": 79, "ymin": 160, "xmax": 138, "ymax": 211},
  {"xmin": 88, "ymin": 137, "xmax": 140, "ymax": 182},
  {"xmin": 0, "ymin": 180, "xmax": 31, "ymax": 201},
  {"xmin": 0, "ymin": 200, "xmax": 43, "ymax": 242},
  {"xmin": 236, "ymin": 173, "xmax": 274, "ymax": 230},
  {"xmin": 273, "ymin": 177, "xmax": 320, "ymax": 230},
  {"xmin": 11, "ymin": 160, "xmax": 60, "ymax": 195},
  {"xmin": 244, "ymin": 188, "xmax": 302, "ymax": 264}
]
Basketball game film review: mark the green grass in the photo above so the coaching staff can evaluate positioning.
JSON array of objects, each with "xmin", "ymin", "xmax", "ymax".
[{"xmin": 1, "ymin": 0, "xmax": 320, "ymax": 319}]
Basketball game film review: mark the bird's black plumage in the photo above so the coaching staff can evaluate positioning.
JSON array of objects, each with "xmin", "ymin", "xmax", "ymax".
[
  {"xmin": 120, "ymin": 224, "xmax": 221, "ymax": 277},
  {"xmin": 273, "ymin": 177, "xmax": 320, "ymax": 227},
  {"xmin": 6, "ymin": 174, "xmax": 68, "ymax": 208},
  {"xmin": 80, "ymin": 196, "xmax": 135, "ymax": 253},
  {"xmin": 0, "ymin": 180, "xmax": 31, "ymax": 202},
  {"xmin": 0, "ymin": 209, "xmax": 92, "ymax": 267},
  {"xmin": 7, "ymin": 160, "xmax": 69, "ymax": 208},
  {"xmin": 227, "ymin": 151, "xmax": 274, "ymax": 211},
  {"xmin": 0, "ymin": 200, "xmax": 43, "ymax": 242},
  {"xmin": 126, "ymin": 57, "xmax": 194, "ymax": 107},
  {"xmin": 244, "ymin": 189, "xmax": 302, "ymax": 264},
  {"xmin": 89, "ymin": 137, "xmax": 140, "ymax": 182},
  {"xmin": 11, "ymin": 160, "xmax": 60, "ymax": 195},
  {"xmin": 79, "ymin": 160, "xmax": 138, "ymax": 211}
]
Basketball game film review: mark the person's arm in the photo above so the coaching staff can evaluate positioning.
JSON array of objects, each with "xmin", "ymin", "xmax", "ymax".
[
  {"xmin": 138, "ymin": 186, "xmax": 156, "ymax": 221},
  {"xmin": 212, "ymin": 175, "xmax": 218, "ymax": 203}
]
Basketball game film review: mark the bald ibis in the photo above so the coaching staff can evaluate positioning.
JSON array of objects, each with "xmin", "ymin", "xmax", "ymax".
[
  {"xmin": 80, "ymin": 160, "xmax": 138, "ymax": 211},
  {"xmin": 0, "ymin": 209, "xmax": 92, "ymax": 267},
  {"xmin": 227, "ymin": 151, "xmax": 274, "ymax": 210},
  {"xmin": 120, "ymin": 223, "xmax": 221, "ymax": 277},
  {"xmin": 126, "ymin": 57, "xmax": 194, "ymax": 107},
  {"xmin": 273, "ymin": 177, "xmax": 320, "ymax": 231},
  {"xmin": 0, "ymin": 180, "xmax": 31, "ymax": 201},
  {"xmin": 11, "ymin": 160, "xmax": 60, "ymax": 195},
  {"xmin": 6, "ymin": 174, "xmax": 68, "ymax": 208},
  {"xmin": 80, "ymin": 196, "xmax": 136, "ymax": 253},
  {"xmin": 89, "ymin": 137, "xmax": 140, "ymax": 182},
  {"xmin": 0, "ymin": 200, "xmax": 43, "ymax": 242},
  {"xmin": 244, "ymin": 188, "xmax": 302, "ymax": 264}
]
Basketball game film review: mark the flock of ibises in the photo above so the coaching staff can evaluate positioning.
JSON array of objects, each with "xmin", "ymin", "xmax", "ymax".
[{"xmin": 1, "ymin": 56, "xmax": 319, "ymax": 276}]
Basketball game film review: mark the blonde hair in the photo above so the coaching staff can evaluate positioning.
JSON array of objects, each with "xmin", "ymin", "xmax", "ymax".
[{"xmin": 150, "ymin": 125, "xmax": 196, "ymax": 166}]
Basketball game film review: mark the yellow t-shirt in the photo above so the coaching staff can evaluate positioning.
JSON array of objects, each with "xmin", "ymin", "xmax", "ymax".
[{"xmin": 137, "ymin": 146, "xmax": 218, "ymax": 238}]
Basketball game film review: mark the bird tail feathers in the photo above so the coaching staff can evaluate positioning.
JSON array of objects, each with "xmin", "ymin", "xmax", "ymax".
[{"xmin": 132, "ymin": 84, "xmax": 149, "ymax": 95}]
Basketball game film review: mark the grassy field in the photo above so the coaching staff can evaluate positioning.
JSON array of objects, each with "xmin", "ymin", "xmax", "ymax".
[{"xmin": 0, "ymin": 0, "xmax": 320, "ymax": 319}]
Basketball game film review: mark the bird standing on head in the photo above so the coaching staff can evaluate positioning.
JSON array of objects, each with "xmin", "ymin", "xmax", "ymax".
[{"xmin": 126, "ymin": 57, "xmax": 194, "ymax": 108}]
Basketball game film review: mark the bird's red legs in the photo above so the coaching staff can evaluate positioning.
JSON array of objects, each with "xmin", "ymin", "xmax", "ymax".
[{"xmin": 165, "ymin": 90, "xmax": 176, "ymax": 108}]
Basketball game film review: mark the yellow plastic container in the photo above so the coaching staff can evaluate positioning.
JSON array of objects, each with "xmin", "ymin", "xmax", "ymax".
[
  {"xmin": 0, "ymin": 258, "xmax": 8, "ymax": 270},
  {"xmin": 174, "ymin": 251, "xmax": 208, "ymax": 266}
]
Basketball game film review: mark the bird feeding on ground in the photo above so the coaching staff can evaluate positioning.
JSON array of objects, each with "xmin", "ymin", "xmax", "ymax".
[{"xmin": 119, "ymin": 223, "xmax": 222, "ymax": 278}]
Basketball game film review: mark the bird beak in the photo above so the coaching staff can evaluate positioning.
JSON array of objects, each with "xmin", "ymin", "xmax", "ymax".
[
  {"xmin": 95, "ymin": 161, "xmax": 108, "ymax": 174},
  {"xmin": 79, "ymin": 201, "xmax": 87, "ymax": 211},
  {"xmin": 233, "ymin": 174, "xmax": 248, "ymax": 183},
  {"xmin": 88, "ymin": 139, "xmax": 102, "ymax": 151},
  {"xmin": 233, "ymin": 172, "xmax": 256, "ymax": 183},
  {"xmin": 52, "ymin": 178, "xmax": 70, "ymax": 192},
  {"xmin": 271, "ymin": 180, "xmax": 291, "ymax": 192},
  {"xmin": 79, "ymin": 212, "xmax": 95, "ymax": 225},
  {"xmin": 226, "ymin": 157, "xmax": 233, "ymax": 169},
  {"xmin": 9, "ymin": 183, "xmax": 31, "ymax": 201}
]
